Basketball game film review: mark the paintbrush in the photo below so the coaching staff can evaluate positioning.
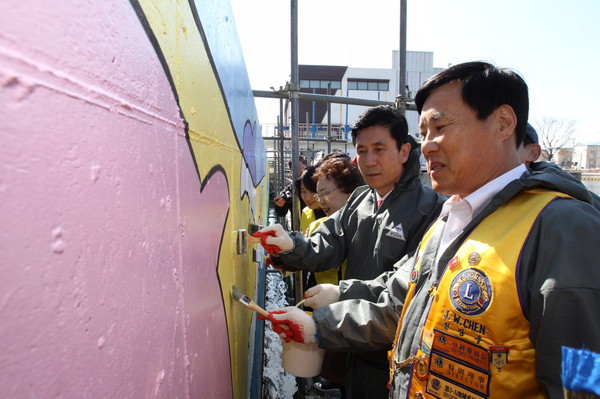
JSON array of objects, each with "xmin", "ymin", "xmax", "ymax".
[
  {"xmin": 231, "ymin": 285, "xmax": 290, "ymax": 330},
  {"xmin": 231, "ymin": 284, "xmax": 270, "ymax": 318}
]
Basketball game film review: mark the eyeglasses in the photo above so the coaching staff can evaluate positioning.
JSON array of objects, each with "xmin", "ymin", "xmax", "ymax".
[{"xmin": 313, "ymin": 187, "xmax": 339, "ymax": 202}]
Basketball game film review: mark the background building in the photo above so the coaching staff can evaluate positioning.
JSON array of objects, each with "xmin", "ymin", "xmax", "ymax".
[
  {"xmin": 263, "ymin": 50, "xmax": 442, "ymax": 169},
  {"xmin": 572, "ymin": 142, "xmax": 600, "ymax": 170}
]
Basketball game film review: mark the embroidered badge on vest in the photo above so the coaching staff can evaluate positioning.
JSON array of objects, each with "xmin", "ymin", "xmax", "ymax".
[
  {"xmin": 490, "ymin": 346, "xmax": 509, "ymax": 372},
  {"xmin": 450, "ymin": 268, "xmax": 492, "ymax": 316}
]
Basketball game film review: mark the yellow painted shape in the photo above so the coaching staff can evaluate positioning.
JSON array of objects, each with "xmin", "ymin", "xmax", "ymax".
[{"xmin": 137, "ymin": 1, "xmax": 266, "ymax": 398}]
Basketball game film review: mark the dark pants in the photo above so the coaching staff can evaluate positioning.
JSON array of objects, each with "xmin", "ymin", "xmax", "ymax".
[{"xmin": 345, "ymin": 350, "xmax": 390, "ymax": 399}]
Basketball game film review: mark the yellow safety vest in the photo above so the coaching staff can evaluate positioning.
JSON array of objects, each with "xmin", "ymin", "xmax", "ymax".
[{"xmin": 389, "ymin": 189, "xmax": 570, "ymax": 399}]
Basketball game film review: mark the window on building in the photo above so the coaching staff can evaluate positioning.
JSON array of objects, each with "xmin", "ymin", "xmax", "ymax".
[
  {"xmin": 347, "ymin": 79, "xmax": 389, "ymax": 91},
  {"xmin": 299, "ymin": 79, "xmax": 341, "ymax": 90}
]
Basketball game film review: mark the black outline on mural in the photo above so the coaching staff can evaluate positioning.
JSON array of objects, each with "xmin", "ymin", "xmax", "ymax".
[
  {"xmin": 128, "ymin": 0, "xmax": 200, "ymax": 182},
  {"xmin": 130, "ymin": 0, "xmax": 264, "ymax": 203},
  {"xmin": 198, "ymin": 164, "xmax": 231, "ymax": 351},
  {"xmin": 187, "ymin": 0, "xmax": 266, "ymax": 200},
  {"xmin": 128, "ymin": 1, "xmax": 236, "ymax": 394}
]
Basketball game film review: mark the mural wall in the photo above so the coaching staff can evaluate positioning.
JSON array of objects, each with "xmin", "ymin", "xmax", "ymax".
[{"xmin": 0, "ymin": 1, "xmax": 267, "ymax": 398}]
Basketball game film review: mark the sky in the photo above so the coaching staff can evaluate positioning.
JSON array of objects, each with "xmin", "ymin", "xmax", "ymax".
[{"xmin": 230, "ymin": 0, "xmax": 600, "ymax": 143}]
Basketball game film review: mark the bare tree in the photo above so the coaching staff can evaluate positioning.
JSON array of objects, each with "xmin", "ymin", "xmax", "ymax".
[{"xmin": 534, "ymin": 117, "xmax": 576, "ymax": 163}]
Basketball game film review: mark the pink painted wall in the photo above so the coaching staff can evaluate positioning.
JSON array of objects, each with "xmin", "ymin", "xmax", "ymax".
[{"xmin": 0, "ymin": 1, "xmax": 264, "ymax": 397}]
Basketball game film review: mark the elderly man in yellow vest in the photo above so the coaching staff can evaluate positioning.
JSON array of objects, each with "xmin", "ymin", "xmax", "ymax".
[{"xmin": 259, "ymin": 61, "xmax": 600, "ymax": 399}]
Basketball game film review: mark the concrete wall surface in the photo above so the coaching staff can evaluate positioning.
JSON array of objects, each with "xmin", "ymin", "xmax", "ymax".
[{"xmin": 0, "ymin": 1, "xmax": 267, "ymax": 398}]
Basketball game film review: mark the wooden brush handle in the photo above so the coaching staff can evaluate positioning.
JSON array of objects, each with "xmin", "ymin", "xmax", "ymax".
[
  {"xmin": 247, "ymin": 300, "xmax": 269, "ymax": 318},
  {"xmin": 247, "ymin": 233, "xmax": 262, "ymax": 246},
  {"xmin": 249, "ymin": 301, "xmax": 290, "ymax": 330}
]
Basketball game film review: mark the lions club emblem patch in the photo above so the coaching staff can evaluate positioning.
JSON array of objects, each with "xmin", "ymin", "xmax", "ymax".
[{"xmin": 450, "ymin": 268, "xmax": 492, "ymax": 316}]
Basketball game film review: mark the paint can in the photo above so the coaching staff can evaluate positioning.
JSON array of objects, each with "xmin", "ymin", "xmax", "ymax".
[{"xmin": 281, "ymin": 341, "xmax": 325, "ymax": 377}]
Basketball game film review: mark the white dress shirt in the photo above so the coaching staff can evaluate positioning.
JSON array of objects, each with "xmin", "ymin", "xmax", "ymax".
[
  {"xmin": 375, "ymin": 190, "xmax": 392, "ymax": 208},
  {"xmin": 435, "ymin": 164, "xmax": 527, "ymax": 264}
]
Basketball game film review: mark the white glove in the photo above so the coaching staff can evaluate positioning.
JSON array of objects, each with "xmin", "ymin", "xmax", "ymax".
[
  {"xmin": 255, "ymin": 224, "xmax": 294, "ymax": 253},
  {"xmin": 303, "ymin": 284, "xmax": 340, "ymax": 309},
  {"xmin": 265, "ymin": 306, "xmax": 316, "ymax": 344}
]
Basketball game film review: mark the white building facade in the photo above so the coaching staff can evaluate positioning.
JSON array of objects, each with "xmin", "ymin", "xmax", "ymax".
[
  {"xmin": 296, "ymin": 51, "xmax": 442, "ymax": 141},
  {"xmin": 572, "ymin": 142, "xmax": 600, "ymax": 170},
  {"xmin": 264, "ymin": 51, "xmax": 443, "ymax": 176}
]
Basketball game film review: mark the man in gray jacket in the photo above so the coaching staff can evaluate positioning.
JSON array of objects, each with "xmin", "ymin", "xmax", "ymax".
[
  {"xmin": 261, "ymin": 61, "xmax": 600, "ymax": 398},
  {"xmin": 520, "ymin": 122, "xmax": 600, "ymax": 211},
  {"xmin": 258, "ymin": 105, "xmax": 445, "ymax": 398}
]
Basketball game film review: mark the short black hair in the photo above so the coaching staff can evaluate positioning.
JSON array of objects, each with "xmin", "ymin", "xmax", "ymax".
[
  {"xmin": 294, "ymin": 165, "xmax": 318, "ymax": 194},
  {"xmin": 414, "ymin": 61, "xmax": 529, "ymax": 148},
  {"xmin": 351, "ymin": 105, "xmax": 409, "ymax": 151},
  {"xmin": 524, "ymin": 123, "xmax": 539, "ymax": 145},
  {"xmin": 288, "ymin": 155, "xmax": 308, "ymax": 170}
]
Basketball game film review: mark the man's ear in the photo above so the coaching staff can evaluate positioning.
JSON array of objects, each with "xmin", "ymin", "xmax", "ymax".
[
  {"xmin": 495, "ymin": 105, "xmax": 518, "ymax": 142},
  {"xmin": 530, "ymin": 143, "xmax": 542, "ymax": 162},
  {"xmin": 400, "ymin": 142, "xmax": 411, "ymax": 163}
]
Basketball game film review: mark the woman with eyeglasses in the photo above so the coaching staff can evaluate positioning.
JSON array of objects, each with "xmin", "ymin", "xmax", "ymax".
[
  {"xmin": 306, "ymin": 156, "xmax": 364, "ymax": 285},
  {"xmin": 305, "ymin": 155, "xmax": 364, "ymax": 397}
]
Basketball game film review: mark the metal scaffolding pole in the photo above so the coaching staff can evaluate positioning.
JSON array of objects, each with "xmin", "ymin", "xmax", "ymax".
[
  {"xmin": 253, "ymin": 90, "xmax": 417, "ymax": 111},
  {"xmin": 289, "ymin": 0, "xmax": 305, "ymax": 320},
  {"xmin": 277, "ymin": 93, "xmax": 285, "ymax": 194},
  {"xmin": 327, "ymin": 83, "xmax": 332, "ymax": 154},
  {"xmin": 290, "ymin": 0, "xmax": 300, "ymax": 232},
  {"xmin": 398, "ymin": 0, "xmax": 407, "ymax": 115}
]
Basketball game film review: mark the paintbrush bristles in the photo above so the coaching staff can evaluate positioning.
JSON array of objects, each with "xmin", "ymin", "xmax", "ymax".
[
  {"xmin": 231, "ymin": 285, "xmax": 250, "ymax": 306},
  {"xmin": 231, "ymin": 285, "xmax": 271, "ymax": 318},
  {"xmin": 231, "ymin": 285, "xmax": 290, "ymax": 328}
]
